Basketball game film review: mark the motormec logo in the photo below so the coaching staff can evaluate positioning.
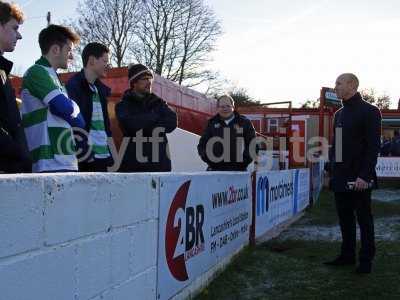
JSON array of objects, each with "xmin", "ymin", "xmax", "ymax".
[
  {"xmin": 165, "ymin": 181, "xmax": 205, "ymax": 282},
  {"xmin": 257, "ymin": 175, "xmax": 294, "ymax": 216},
  {"xmin": 256, "ymin": 176, "xmax": 269, "ymax": 216}
]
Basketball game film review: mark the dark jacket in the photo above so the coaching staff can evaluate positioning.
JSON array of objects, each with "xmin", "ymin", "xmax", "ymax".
[
  {"xmin": 0, "ymin": 56, "xmax": 31, "ymax": 173},
  {"xmin": 115, "ymin": 90, "xmax": 177, "ymax": 172},
  {"xmin": 390, "ymin": 135, "xmax": 400, "ymax": 156},
  {"xmin": 65, "ymin": 70, "xmax": 113, "ymax": 166},
  {"xmin": 329, "ymin": 92, "xmax": 381, "ymax": 192},
  {"xmin": 197, "ymin": 111, "xmax": 256, "ymax": 171}
]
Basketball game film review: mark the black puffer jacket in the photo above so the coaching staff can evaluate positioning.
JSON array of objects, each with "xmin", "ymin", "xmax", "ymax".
[
  {"xmin": 197, "ymin": 111, "xmax": 256, "ymax": 171},
  {"xmin": 115, "ymin": 90, "xmax": 177, "ymax": 172},
  {"xmin": 329, "ymin": 92, "xmax": 381, "ymax": 192},
  {"xmin": 0, "ymin": 56, "xmax": 31, "ymax": 173}
]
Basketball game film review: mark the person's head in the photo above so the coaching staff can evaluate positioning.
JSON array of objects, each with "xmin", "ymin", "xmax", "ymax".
[
  {"xmin": 217, "ymin": 95, "xmax": 235, "ymax": 119},
  {"xmin": 82, "ymin": 42, "xmax": 110, "ymax": 78},
  {"xmin": 0, "ymin": 1, "xmax": 24, "ymax": 54},
  {"xmin": 38, "ymin": 24, "xmax": 79, "ymax": 69},
  {"xmin": 334, "ymin": 73, "xmax": 359, "ymax": 101},
  {"xmin": 128, "ymin": 63, "xmax": 153, "ymax": 94}
]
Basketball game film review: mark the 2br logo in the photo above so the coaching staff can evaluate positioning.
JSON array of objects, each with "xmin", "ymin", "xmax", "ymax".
[{"xmin": 165, "ymin": 181, "xmax": 205, "ymax": 282}]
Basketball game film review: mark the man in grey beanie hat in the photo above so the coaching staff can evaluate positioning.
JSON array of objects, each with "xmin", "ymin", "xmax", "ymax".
[{"xmin": 115, "ymin": 64, "xmax": 177, "ymax": 172}]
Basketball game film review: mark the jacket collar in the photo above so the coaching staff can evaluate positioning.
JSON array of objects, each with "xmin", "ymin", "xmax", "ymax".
[
  {"xmin": 0, "ymin": 55, "xmax": 13, "ymax": 75},
  {"xmin": 123, "ymin": 89, "xmax": 160, "ymax": 104},
  {"xmin": 35, "ymin": 56, "xmax": 52, "ymax": 68},
  {"xmin": 76, "ymin": 69, "xmax": 111, "ymax": 97},
  {"xmin": 212, "ymin": 111, "xmax": 241, "ymax": 124},
  {"xmin": 342, "ymin": 92, "xmax": 362, "ymax": 107}
]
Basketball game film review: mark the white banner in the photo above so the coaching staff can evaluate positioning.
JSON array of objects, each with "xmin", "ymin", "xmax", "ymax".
[
  {"xmin": 293, "ymin": 168, "xmax": 310, "ymax": 213},
  {"xmin": 255, "ymin": 170, "xmax": 294, "ymax": 238},
  {"xmin": 376, "ymin": 157, "xmax": 400, "ymax": 177},
  {"xmin": 157, "ymin": 173, "xmax": 251, "ymax": 300}
]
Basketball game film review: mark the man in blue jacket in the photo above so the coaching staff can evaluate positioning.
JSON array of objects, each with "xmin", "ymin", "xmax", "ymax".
[
  {"xmin": 115, "ymin": 64, "xmax": 177, "ymax": 172},
  {"xmin": 0, "ymin": 1, "xmax": 31, "ymax": 173},
  {"xmin": 66, "ymin": 42, "xmax": 113, "ymax": 172},
  {"xmin": 325, "ymin": 73, "xmax": 381, "ymax": 274}
]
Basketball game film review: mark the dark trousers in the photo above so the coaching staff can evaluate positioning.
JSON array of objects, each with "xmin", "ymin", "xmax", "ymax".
[{"xmin": 334, "ymin": 190, "xmax": 375, "ymax": 262}]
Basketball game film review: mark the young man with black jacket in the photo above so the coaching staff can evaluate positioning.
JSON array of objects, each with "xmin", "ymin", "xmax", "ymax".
[
  {"xmin": 66, "ymin": 42, "xmax": 113, "ymax": 172},
  {"xmin": 0, "ymin": 1, "xmax": 31, "ymax": 173},
  {"xmin": 115, "ymin": 64, "xmax": 177, "ymax": 172},
  {"xmin": 325, "ymin": 73, "xmax": 381, "ymax": 274},
  {"xmin": 197, "ymin": 95, "xmax": 256, "ymax": 171}
]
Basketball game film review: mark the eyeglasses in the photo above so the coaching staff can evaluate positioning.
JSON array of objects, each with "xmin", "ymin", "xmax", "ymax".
[{"xmin": 218, "ymin": 105, "xmax": 233, "ymax": 109}]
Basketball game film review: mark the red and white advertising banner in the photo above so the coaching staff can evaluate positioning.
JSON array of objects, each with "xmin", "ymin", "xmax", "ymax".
[{"xmin": 157, "ymin": 173, "xmax": 251, "ymax": 300}]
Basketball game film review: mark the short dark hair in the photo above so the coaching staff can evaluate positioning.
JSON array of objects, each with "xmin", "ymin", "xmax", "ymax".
[
  {"xmin": 0, "ymin": 1, "xmax": 24, "ymax": 25},
  {"xmin": 38, "ymin": 24, "xmax": 80, "ymax": 55},
  {"xmin": 82, "ymin": 42, "xmax": 109, "ymax": 67}
]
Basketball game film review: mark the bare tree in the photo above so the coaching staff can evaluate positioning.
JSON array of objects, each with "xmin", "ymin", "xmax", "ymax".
[
  {"xmin": 361, "ymin": 88, "xmax": 391, "ymax": 110},
  {"xmin": 70, "ymin": 0, "xmax": 141, "ymax": 67},
  {"xmin": 130, "ymin": 0, "xmax": 222, "ymax": 86}
]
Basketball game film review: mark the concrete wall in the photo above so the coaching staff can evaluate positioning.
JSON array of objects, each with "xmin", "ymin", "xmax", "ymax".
[
  {"xmin": 0, "ymin": 173, "xmax": 159, "ymax": 300},
  {"xmin": 0, "ymin": 170, "xmax": 315, "ymax": 300}
]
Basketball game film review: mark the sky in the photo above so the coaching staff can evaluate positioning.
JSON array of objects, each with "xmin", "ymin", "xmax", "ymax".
[{"xmin": 5, "ymin": 0, "xmax": 400, "ymax": 108}]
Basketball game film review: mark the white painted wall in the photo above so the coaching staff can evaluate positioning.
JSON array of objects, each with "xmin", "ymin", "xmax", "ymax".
[
  {"xmin": 0, "ymin": 173, "xmax": 159, "ymax": 300},
  {"xmin": 0, "ymin": 170, "xmax": 314, "ymax": 300}
]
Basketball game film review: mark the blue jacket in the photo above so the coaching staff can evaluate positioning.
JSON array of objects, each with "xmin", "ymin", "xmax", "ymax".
[{"xmin": 65, "ymin": 70, "xmax": 113, "ymax": 165}]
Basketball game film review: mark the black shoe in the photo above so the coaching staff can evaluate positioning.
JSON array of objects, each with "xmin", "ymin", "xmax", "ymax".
[
  {"xmin": 323, "ymin": 256, "xmax": 356, "ymax": 266},
  {"xmin": 356, "ymin": 261, "xmax": 372, "ymax": 274}
]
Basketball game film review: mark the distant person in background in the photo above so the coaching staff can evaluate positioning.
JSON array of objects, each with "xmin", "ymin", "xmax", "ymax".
[
  {"xmin": 390, "ymin": 130, "xmax": 400, "ymax": 156},
  {"xmin": 21, "ymin": 24, "xmax": 84, "ymax": 172},
  {"xmin": 66, "ymin": 42, "xmax": 113, "ymax": 172},
  {"xmin": 325, "ymin": 73, "xmax": 381, "ymax": 274},
  {"xmin": 115, "ymin": 64, "xmax": 177, "ymax": 172},
  {"xmin": 0, "ymin": 1, "xmax": 31, "ymax": 173},
  {"xmin": 380, "ymin": 136, "xmax": 391, "ymax": 157},
  {"xmin": 197, "ymin": 95, "xmax": 256, "ymax": 171}
]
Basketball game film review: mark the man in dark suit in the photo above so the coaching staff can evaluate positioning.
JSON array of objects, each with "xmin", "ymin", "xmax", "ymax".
[{"xmin": 325, "ymin": 73, "xmax": 381, "ymax": 274}]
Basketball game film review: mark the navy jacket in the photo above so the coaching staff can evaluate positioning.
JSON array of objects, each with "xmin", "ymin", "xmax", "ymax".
[
  {"xmin": 329, "ymin": 92, "xmax": 381, "ymax": 192},
  {"xmin": 0, "ymin": 56, "xmax": 31, "ymax": 173},
  {"xmin": 66, "ymin": 70, "xmax": 113, "ymax": 165},
  {"xmin": 197, "ymin": 111, "xmax": 256, "ymax": 171},
  {"xmin": 115, "ymin": 90, "xmax": 177, "ymax": 172}
]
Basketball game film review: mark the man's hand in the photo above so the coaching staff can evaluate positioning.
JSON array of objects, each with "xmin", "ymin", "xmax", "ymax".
[{"xmin": 354, "ymin": 177, "xmax": 369, "ymax": 191}]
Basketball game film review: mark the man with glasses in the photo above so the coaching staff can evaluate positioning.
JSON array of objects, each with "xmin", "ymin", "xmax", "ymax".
[
  {"xmin": 197, "ymin": 95, "xmax": 256, "ymax": 171},
  {"xmin": 115, "ymin": 64, "xmax": 177, "ymax": 172}
]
